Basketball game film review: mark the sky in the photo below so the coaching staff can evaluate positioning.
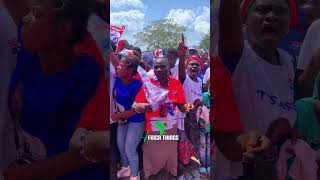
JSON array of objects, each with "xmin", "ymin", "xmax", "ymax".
[{"xmin": 110, "ymin": 0, "xmax": 210, "ymax": 50}]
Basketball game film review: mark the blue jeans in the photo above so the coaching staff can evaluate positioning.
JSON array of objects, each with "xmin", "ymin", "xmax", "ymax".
[
  {"xmin": 117, "ymin": 121, "xmax": 145, "ymax": 176},
  {"xmin": 199, "ymin": 132, "xmax": 210, "ymax": 166},
  {"xmin": 110, "ymin": 122, "xmax": 120, "ymax": 179}
]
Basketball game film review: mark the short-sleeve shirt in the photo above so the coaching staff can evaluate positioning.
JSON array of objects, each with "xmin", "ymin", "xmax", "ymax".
[
  {"xmin": 183, "ymin": 75, "xmax": 203, "ymax": 104},
  {"xmin": 221, "ymin": 42, "xmax": 297, "ymax": 133},
  {"xmin": 134, "ymin": 77, "xmax": 186, "ymax": 132},
  {"xmin": 297, "ymin": 19, "xmax": 320, "ymax": 71},
  {"xmin": 9, "ymin": 23, "xmax": 106, "ymax": 180},
  {"xmin": 113, "ymin": 77, "xmax": 145, "ymax": 123},
  {"xmin": 75, "ymin": 34, "xmax": 108, "ymax": 131}
]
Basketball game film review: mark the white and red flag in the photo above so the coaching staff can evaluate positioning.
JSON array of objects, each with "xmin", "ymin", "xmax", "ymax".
[{"xmin": 110, "ymin": 25, "xmax": 125, "ymax": 46}]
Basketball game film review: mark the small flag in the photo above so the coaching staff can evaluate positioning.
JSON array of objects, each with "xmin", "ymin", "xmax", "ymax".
[
  {"xmin": 154, "ymin": 49, "xmax": 166, "ymax": 58},
  {"xmin": 110, "ymin": 25, "xmax": 125, "ymax": 45}
]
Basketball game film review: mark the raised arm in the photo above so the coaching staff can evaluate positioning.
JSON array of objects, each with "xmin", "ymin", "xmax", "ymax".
[
  {"xmin": 178, "ymin": 34, "xmax": 187, "ymax": 84},
  {"xmin": 3, "ymin": 0, "xmax": 29, "ymax": 25},
  {"xmin": 219, "ymin": 0, "xmax": 244, "ymax": 61},
  {"xmin": 109, "ymin": 45, "xmax": 119, "ymax": 69}
]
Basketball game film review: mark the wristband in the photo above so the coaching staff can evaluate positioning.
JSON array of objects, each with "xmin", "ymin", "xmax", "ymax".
[{"xmin": 132, "ymin": 103, "xmax": 142, "ymax": 113}]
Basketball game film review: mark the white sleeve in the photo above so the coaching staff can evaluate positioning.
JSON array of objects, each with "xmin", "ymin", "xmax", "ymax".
[
  {"xmin": 297, "ymin": 19, "xmax": 320, "ymax": 71},
  {"xmin": 203, "ymin": 68, "xmax": 210, "ymax": 84}
]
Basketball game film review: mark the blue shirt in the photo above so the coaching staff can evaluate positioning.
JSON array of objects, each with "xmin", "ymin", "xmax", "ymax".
[
  {"xmin": 113, "ymin": 77, "xmax": 145, "ymax": 123},
  {"xmin": 9, "ymin": 24, "xmax": 107, "ymax": 180}
]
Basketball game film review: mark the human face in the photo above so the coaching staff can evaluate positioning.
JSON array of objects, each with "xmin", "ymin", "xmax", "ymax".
[
  {"xmin": 154, "ymin": 58, "xmax": 169, "ymax": 82},
  {"xmin": 246, "ymin": 0, "xmax": 290, "ymax": 48},
  {"xmin": 201, "ymin": 52, "xmax": 208, "ymax": 61},
  {"xmin": 22, "ymin": 2, "xmax": 60, "ymax": 53},
  {"xmin": 116, "ymin": 58, "xmax": 132, "ymax": 78},
  {"xmin": 187, "ymin": 60, "xmax": 201, "ymax": 79},
  {"xmin": 167, "ymin": 52, "xmax": 177, "ymax": 69}
]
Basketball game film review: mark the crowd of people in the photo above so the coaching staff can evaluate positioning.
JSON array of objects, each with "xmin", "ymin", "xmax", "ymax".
[
  {"xmin": 2, "ymin": 0, "xmax": 320, "ymax": 179},
  {"xmin": 109, "ymin": 35, "xmax": 211, "ymax": 179},
  {"xmin": 212, "ymin": 0, "xmax": 320, "ymax": 179},
  {"xmin": 0, "ymin": 0, "xmax": 108, "ymax": 179}
]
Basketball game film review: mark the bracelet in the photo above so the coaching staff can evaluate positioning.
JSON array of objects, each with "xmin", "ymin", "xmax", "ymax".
[{"xmin": 132, "ymin": 103, "xmax": 142, "ymax": 113}]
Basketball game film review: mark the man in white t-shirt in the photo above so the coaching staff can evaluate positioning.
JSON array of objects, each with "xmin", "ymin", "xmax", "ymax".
[
  {"xmin": 0, "ymin": 2, "xmax": 18, "ymax": 173},
  {"xmin": 215, "ymin": 0, "xmax": 298, "ymax": 179},
  {"xmin": 297, "ymin": 19, "xmax": 320, "ymax": 97}
]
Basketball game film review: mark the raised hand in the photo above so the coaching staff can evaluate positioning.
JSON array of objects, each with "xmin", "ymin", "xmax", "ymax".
[{"xmin": 177, "ymin": 33, "xmax": 187, "ymax": 58}]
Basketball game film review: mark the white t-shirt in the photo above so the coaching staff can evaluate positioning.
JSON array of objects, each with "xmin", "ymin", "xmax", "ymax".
[
  {"xmin": 215, "ymin": 41, "xmax": 297, "ymax": 179},
  {"xmin": 178, "ymin": 74, "xmax": 203, "ymax": 131},
  {"xmin": 203, "ymin": 67, "xmax": 210, "ymax": 85},
  {"xmin": 298, "ymin": 19, "xmax": 320, "ymax": 70},
  {"xmin": 233, "ymin": 42, "xmax": 296, "ymax": 133},
  {"xmin": 183, "ymin": 75, "xmax": 203, "ymax": 104},
  {"xmin": 0, "ymin": 5, "xmax": 18, "ymax": 171}
]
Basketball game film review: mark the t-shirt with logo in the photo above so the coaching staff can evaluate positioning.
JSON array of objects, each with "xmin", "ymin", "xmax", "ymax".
[
  {"xmin": 216, "ymin": 41, "xmax": 297, "ymax": 179},
  {"xmin": 134, "ymin": 77, "xmax": 186, "ymax": 132},
  {"xmin": 183, "ymin": 75, "xmax": 203, "ymax": 104},
  {"xmin": 227, "ymin": 42, "xmax": 297, "ymax": 133},
  {"xmin": 0, "ymin": 5, "xmax": 18, "ymax": 172}
]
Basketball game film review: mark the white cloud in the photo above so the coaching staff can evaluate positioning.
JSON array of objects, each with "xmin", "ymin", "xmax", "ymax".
[
  {"xmin": 110, "ymin": 10, "xmax": 145, "ymax": 33},
  {"xmin": 194, "ymin": 6, "xmax": 210, "ymax": 34},
  {"xmin": 166, "ymin": 9, "xmax": 195, "ymax": 28},
  {"xmin": 110, "ymin": 0, "xmax": 144, "ymax": 9}
]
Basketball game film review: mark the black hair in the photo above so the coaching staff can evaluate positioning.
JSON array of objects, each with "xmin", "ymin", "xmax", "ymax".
[
  {"xmin": 132, "ymin": 47, "xmax": 142, "ymax": 57},
  {"xmin": 122, "ymin": 55, "xmax": 140, "ymax": 75},
  {"xmin": 167, "ymin": 48, "xmax": 178, "ymax": 57},
  {"xmin": 51, "ymin": 0, "xmax": 94, "ymax": 44}
]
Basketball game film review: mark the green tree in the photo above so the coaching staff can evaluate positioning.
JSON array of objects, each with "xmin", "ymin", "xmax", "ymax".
[
  {"xmin": 199, "ymin": 33, "xmax": 210, "ymax": 50},
  {"xmin": 134, "ymin": 19, "xmax": 186, "ymax": 51}
]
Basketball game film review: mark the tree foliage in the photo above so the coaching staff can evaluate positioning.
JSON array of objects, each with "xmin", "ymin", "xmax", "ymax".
[
  {"xmin": 134, "ymin": 19, "xmax": 186, "ymax": 51},
  {"xmin": 199, "ymin": 33, "xmax": 210, "ymax": 50}
]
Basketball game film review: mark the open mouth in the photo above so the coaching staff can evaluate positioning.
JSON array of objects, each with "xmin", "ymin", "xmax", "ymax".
[
  {"xmin": 261, "ymin": 26, "xmax": 278, "ymax": 37},
  {"xmin": 191, "ymin": 68, "xmax": 199, "ymax": 74}
]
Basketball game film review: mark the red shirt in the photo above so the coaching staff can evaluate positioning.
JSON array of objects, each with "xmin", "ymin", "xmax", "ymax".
[
  {"xmin": 75, "ymin": 35, "xmax": 109, "ymax": 131},
  {"xmin": 212, "ymin": 57, "xmax": 243, "ymax": 133},
  {"xmin": 134, "ymin": 77, "xmax": 186, "ymax": 132}
]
